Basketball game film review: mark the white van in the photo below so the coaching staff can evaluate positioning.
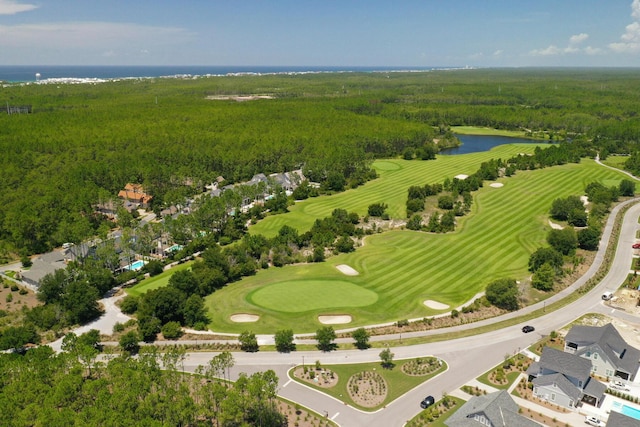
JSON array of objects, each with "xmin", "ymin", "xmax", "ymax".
[{"xmin": 602, "ymin": 291, "xmax": 614, "ymax": 301}]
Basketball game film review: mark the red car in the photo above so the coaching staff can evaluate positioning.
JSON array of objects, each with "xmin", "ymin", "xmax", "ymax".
[{"xmin": 633, "ymin": 243, "xmax": 640, "ymax": 249}]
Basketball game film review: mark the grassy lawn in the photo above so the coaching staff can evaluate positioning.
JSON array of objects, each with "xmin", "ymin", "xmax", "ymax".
[
  {"xmin": 249, "ymin": 144, "xmax": 542, "ymax": 238},
  {"xmin": 406, "ymin": 396, "xmax": 466, "ymax": 427},
  {"xmin": 289, "ymin": 357, "xmax": 447, "ymax": 412},
  {"xmin": 476, "ymin": 370, "xmax": 522, "ymax": 391},
  {"xmin": 600, "ymin": 154, "xmax": 629, "ymax": 170},
  {"xmin": 476, "ymin": 354, "xmax": 530, "ymax": 391},
  {"xmin": 126, "ymin": 261, "xmax": 193, "ymax": 297},
  {"xmin": 250, "ymin": 279, "xmax": 378, "ymax": 312},
  {"xmin": 205, "ymin": 151, "xmax": 629, "ymax": 333},
  {"xmin": 451, "ymin": 126, "xmax": 532, "ymax": 138}
]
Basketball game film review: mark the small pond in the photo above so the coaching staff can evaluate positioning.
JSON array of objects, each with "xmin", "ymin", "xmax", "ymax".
[{"xmin": 440, "ymin": 134, "xmax": 543, "ymax": 155}]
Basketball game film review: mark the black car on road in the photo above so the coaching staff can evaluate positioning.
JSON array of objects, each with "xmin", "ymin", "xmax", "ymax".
[
  {"xmin": 522, "ymin": 325, "xmax": 535, "ymax": 333},
  {"xmin": 420, "ymin": 395, "xmax": 435, "ymax": 409}
]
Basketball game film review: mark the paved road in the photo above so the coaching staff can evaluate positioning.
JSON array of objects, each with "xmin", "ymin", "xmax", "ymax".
[{"xmin": 177, "ymin": 199, "xmax": 640, "ymax": 427}]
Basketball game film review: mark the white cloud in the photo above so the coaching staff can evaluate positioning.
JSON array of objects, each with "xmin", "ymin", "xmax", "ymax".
[
  {"xmin": 530, "ymin": 45, "xmax": 561, "ymax": 56},
  {"xmin": 0, "ymin": 21, "xmax": 195, "ymax": 50},
  {"xmin": 530, "ymin": 33, "xmax": 591, "ymax": 56},
  {"xmin": 610, "ymin": 1, "xmax": 640, "ymax": 53},
  {"xmin": 633, "ymin": 0, "xmax": 640, "ymax": 20},
  {"xmin": 0, "ymin": 0, "xmax": 37, "ymax": 15},
  {"xmin": 492, "ymin": 50, "xmax": 503, "ymax": 57},
  {"xmin": 569, "ymin": 33, "xmax": 589, "ymax": 45},
  {"xmin": 584, "ymin": 46, "xmax": 603, "ymax": 55}
]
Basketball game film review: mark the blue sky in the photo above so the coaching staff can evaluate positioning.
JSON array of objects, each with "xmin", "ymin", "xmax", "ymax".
[{"xmin": 1, "ymin": 0, "xmax": 640, "ymax": 67}]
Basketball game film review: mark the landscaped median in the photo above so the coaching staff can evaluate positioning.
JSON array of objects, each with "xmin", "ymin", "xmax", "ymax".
[{"xmin": 288, "ymin": 356, "xmax": 447, "ymax": 411}]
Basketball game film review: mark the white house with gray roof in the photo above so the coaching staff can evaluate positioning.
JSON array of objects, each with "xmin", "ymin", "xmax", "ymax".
[
  {"xmin": 445, "ymin": 390, "xmax": 540, "ymax": 427},
  {"xmin": 564, "ymin": 323, "xmax": 640, "ymax": 381},
  {"xmin": 20, "ymin": 250, "xmax": 67, "ymax": 288},
  {"xmin": 526, "ymin": 347, "xmax": 606, "ymax": 409}
]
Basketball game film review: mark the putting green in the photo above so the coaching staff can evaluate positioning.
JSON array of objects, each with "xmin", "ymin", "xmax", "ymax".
[
  {"xmin": 249, "ymin": 280, "xmax": 378, "ymax": 313},
  {"xmin": 374, "ymin": 160, "xmax": 402, "ymax": 171}
]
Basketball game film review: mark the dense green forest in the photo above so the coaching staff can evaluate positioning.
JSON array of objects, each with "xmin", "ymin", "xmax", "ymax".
[
  {"xmin": 2, "ymin": 68, "xmax": 640, "ymax": 256},
  {"xmin": 0, "ymin": 346, "xmax": 295, "ymax": 426}
]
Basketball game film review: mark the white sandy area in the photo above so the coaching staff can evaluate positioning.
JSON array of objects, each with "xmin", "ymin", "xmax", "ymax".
[
  {"xmin": 454, "ymin": 174, "xmax": 468, "ymax": 180},
  {"xmin": 548, "ymin": 219, "xmax": 564, "ymax": 230},
  {"xmin": 336, "ymin": 264, "xmax": 359, "ymax": 276},
  {"xmin": 423, "ymin": 300, "xmax": 450, "ymax": 310},
  {"xmin": 206, "ymin": 95, "xmax": 273, "ymax": 102},
  {"xmin": 318, "ymin": 315, "xmax": 352, "ymax": 325},
  {"xmin": 580, "ymin": 195, "xmax": 589, "ymax": 206},
  {"xmin": 489, "ymin": 182, "xmax": 504, "ymax": 188},
  {"xmin": 230, "ymin": 314, "xmax": 260, "ymax": 323}
]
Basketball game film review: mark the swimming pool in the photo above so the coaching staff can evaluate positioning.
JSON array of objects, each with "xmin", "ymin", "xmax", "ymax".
[
  {"xmin": 166, "ymin": 244, "xmax": 183, "ymax": 252},
  {"xmin": 612, "ymin": 401, "xmax": 640, "ymax": 421},
  {"xmin": 123, "ymin": 260, "xmax": 146, "ymax": 271}
]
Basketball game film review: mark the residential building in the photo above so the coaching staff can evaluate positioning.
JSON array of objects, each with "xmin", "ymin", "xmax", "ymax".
[
  {"xmin": 20, "ymin": 250, "xmax": 66, "ymax": 288},
  {"xmin": 607, "ymin": 411, "xmax": 640, "ymax": 427},
  {"xmin": 445, "ymin": 390, "xmax": 540, "ymax": 426},
  {"xmin": 118, "ymin": 183, "xmax": 153, "ymax": 209},
  {"xmin": 526, "ymin": 347, "xmax": 606, "ymax": 408},
  {"xmin": 564, "ymin": 323, "xmax": 640, "ymax": 381}
]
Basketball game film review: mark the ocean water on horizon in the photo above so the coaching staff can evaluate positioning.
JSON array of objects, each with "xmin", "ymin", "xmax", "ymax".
[{"xmin": 0, "ymin": 65, "xmax": 443, "ymax": 82}]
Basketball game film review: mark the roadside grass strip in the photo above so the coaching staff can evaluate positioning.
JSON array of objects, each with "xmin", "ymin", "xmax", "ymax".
[
  {"xmin": 206, "ymin": 155, "xmax": 630, "ymax": 333},
  {"xmin": 406, "ymin": 396, "xmax": 466, "ymax": 427}
]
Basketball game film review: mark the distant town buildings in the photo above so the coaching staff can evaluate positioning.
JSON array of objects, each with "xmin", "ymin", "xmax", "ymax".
[{"xmin": 6, "ymin": 104, "xmax": 32, "ymax": 114}]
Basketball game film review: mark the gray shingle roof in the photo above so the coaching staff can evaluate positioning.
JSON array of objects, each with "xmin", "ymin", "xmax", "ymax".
[
  {"xmin": 532, "ymin": 372, "xmax": 583, "ymax": 402},
  {"xmin": 583, "ymin": 376, "xmax": 606, "ymax": 401},
  {"xmin": 445, "ymin": 390, "xmax": 539, "ymax": 427},
  {"xmin": 20, "ymin": 249, "xmax": 66, "ymax": 287},
  {"xmin": 566, "ymin": 324, "xmax": 640, "ymax": 379},
  {"xmin": 538, "ymin": 347, "xmax": 592, "ymax": 383},
  {"xmin": 607, "ymin": 411, "xmax": 640, "ymax": 427}
]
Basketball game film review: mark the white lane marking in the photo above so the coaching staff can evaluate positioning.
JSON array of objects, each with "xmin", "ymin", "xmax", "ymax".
[
  {"xmin": 282, "ymin": 379, "xmax": 292, "ymax": 387},
  {"xmin": 331, "ymin": 412, "xmax": 340, "ymax": 420}
]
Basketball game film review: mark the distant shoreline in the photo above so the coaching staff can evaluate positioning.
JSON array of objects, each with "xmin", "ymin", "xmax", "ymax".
[{"xmin": 0, "ymin": 65, "xmax": 471, "ymax": 84}]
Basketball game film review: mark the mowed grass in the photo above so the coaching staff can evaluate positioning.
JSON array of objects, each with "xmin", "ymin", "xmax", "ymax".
[
  {"xmin": 250, "ymin": 143, "xmax": 547, "ymax": 238},
  {"xmin": 451, "ymin": 126, "xmax": 531, "ymax": 138},
  {"xmin": 249, "ymin": 279, "xmax": 378, "ymax": 312},
  {"xmin": 126, "ymin": 261, "xmax": 193, "ymax": 297},
  {"xmin": 206, "ymin": 153, "xmax": 629, "ymax": 334}
]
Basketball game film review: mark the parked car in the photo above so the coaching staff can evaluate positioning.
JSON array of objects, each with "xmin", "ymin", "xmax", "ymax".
[
  {"xmin": 602, "ymin": 291, "xmax": 614, "ymax": 301},
  {"xmin": 522, "ymin": 325, "xmax": 535, "ymax": 333},
  {"xmin": 585, "ymin": 415, "xmax": 604, "ymax": 426},
  {"xmin": 609, "ymin": 380, "xmax": 631, "ymax": 392},
  {"xmin": 633, "ymin": 243, "xmax": 640, "ymax": 249},
  {"xmin": 420, "ymin": 395, "xmax": 435, "ymax": 409}
]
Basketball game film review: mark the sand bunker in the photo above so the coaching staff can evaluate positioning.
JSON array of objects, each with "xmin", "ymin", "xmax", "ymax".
[
  {"xmin": 206, "ymin": 95, "xmax": 274, "ymax": 102},
  {"xmin": 454, "ymin": 174, "xmax": 468, "ymax": 180},
  {"xmin": 318, "ymin": 315, "xmax": 352, "ymax": 324},
  {"xmin": 580, "ymin": 195, "xmax": 589, "ymax": 206},
  {"xmin": 548, "ymin": 219, "xmax": 564, "ymax": 230},
  {"xmin": 336, "ymin": 264, "xmax": 359, "ymax": 276},
  {"xmin": 230, "ymin": 313, "xmax": 260, "ymax": 323},
  {"xmin": 424, "ymin": 300, "xmax": 450, "ymax": 310},
  {"xmin": 490, "ymin": 182, "xmax": 504, "ymax": 188}
]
